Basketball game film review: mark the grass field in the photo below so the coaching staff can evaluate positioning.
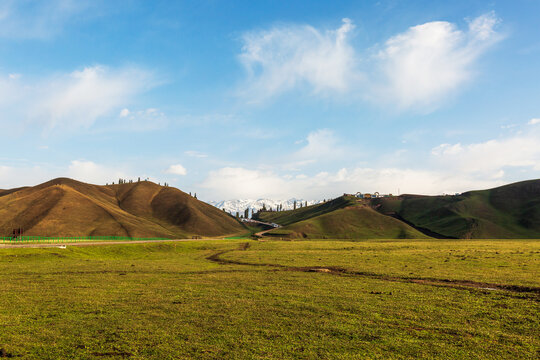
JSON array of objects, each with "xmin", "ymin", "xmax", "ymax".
[{"xmin": 0, "ymin": 239, "xmax": 538, "ymax": 359}]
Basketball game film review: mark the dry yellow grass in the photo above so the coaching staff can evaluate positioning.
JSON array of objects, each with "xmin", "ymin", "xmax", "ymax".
[{"xmin": 0, "ymin": 178, "xmax": 245, "ymax": 238}]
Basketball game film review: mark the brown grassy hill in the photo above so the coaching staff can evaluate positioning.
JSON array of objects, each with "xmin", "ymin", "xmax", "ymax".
[{"xmin": 0, "ymin": 178, "xmax": 245, "ymax": 238}]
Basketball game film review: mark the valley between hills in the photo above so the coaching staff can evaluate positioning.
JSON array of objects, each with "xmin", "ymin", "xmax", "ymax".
[{"xmin": 1, "ymin": 178, "xmax": 539, "ymax": 240}]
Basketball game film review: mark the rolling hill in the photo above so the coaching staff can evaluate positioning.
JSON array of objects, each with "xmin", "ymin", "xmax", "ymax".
[
  {"xmin": 372, "ymin": 179, "xmax": 540, "ymax": 239},
  {"xmin": 3, "ymin": 178, "xmax": 538, "ymax": 240},
  {"xmin": 257, "ymin": 196, "xmax": 429, "ymax": 239},
  {"xmin": 255, "ymin": 179, "xmax": 540, "ymax": 239},
  {"xmin": 254, "ymin": 196, "xmax": 358, "ymax": 226},
  {"xmin": 0, "ymin": 178, "xmax": 245, "ymax": 238}
]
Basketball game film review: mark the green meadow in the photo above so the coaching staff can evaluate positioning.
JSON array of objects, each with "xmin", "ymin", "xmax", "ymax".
[{"xmin": 0, "ymin": 239, "xmax": 538, "ymax": 359}]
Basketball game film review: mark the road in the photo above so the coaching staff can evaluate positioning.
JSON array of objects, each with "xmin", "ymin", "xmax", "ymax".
[
  {"xmin": 0, "ymin": 219, "xmax": 283, "ymax": 248},
  {"xmin": 242, "ymin": 219, "xmax": 281, "ymax": 237},
  {"xmin": 0, "ymin": 238, "xmax": 234, "ymax": 249}
]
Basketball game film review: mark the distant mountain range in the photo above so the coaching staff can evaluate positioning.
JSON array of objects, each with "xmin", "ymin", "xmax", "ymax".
[{"xmin": 208, "ymin": 198, "xmax": 321, "ymax": 216}]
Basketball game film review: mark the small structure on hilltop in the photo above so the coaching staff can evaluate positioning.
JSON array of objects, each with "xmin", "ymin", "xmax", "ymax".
[
  {"xmin": 356, "ymin": 192, "xmax": 395, "ymax": 199},
  {"xmin": 12, "ymin": 227, "xmax": 23, "ymax": 238}
]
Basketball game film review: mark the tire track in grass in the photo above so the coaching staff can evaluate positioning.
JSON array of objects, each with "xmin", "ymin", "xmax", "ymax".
[{"xmin": 207, "ymin": 243, "xmax": 540, "ymax": 298}]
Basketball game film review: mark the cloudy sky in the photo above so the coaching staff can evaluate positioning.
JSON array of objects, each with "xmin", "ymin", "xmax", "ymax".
[{"xmin": 0, "ymin": 0, "xmax": 539, "ymax": 201}]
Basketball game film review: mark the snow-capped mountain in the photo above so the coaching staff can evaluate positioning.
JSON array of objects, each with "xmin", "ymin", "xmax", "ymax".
[{"xmin": 208, "ymin": 198, "xmax": 321, "ymax": 217}]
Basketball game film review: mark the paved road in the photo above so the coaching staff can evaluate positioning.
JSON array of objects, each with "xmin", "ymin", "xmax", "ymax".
[
  {"xmin": 241, "ymin": 219, "xmax": 281, "ymax": 238},
  {"xmin": 0, "ymin": 238, "xmax": 236, "ymax": 249}
]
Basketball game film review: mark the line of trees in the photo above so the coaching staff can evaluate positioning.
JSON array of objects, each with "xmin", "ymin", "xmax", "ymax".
[
  {"xmin": 250, "ymin": 200, "xmax": 311, "ymax": 218},
  {"xmin": 105, "ymin": 178, "xmax": 177, "ymax": 189},
  {"xmin": 103, "ymin": 179, "xmax": 200, "ymax": 200},
  {"xmin": 107, "ymin": 177, "xmax": 148, "ymax": 185},
  {"xmin": 226, "ymin": 199, "xmax": 321, "ymax": 220}
]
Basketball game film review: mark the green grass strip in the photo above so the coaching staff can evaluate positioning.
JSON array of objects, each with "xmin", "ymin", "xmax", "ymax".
[{"xmin": 0, "ymin": 236, "xmax": 170, "ymax": 244}]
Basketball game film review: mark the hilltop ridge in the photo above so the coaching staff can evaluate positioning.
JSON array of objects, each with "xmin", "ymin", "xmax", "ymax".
[
  {"xmin": 372, "ymin": 179, "xmax": 540, "ymax": 238},
  {"xmin": 256, "ymin": 195, "xmax": 428, "ymax": 239},
  {"xmin": 0, "ymin": 178, "xmax": 245, "ymax": 238},
  {"xmin": 253, "ymin": 179, "xmax": 540, "ymax": 239}
]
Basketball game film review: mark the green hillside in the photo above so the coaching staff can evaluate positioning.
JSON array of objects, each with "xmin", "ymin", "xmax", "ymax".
[
  {"xmin": 254, "ymin": 196, "xmax": 357, "ymax": 225},
  {"xmin": 264, "ymin": 197, "xmax": 429, "ymax": 239},
  {"xmin": 0, "ymin": 178, "xmax": 245, "ymax": 238},
  {"xmin": 373, "ymin": 179, "xmax": 540, "ymax": 239}
]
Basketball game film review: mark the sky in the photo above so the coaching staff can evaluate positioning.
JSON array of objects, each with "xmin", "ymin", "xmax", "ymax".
[{"xmin": 0, "ymin": 0, "xmax": 539, "ymax": 201}]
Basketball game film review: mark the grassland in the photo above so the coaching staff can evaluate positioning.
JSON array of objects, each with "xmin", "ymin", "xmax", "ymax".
[
  {"xmin": 257, "ymin": 196, "xmax": 429, "ymax": 239},
  {"xmin": 255, "ymin": 179, "xmax": 540, "ymax": 240},
  {"xmin": 374, "ymin": 179, "xmax": 540, "ymax": 239},
  {"xmin": 0, "ymin": 239, "xmax": 538, "ymax": 359},
  {"xmin": 267, "ymin": 206, "xmax": 429, "ymax": 239}
]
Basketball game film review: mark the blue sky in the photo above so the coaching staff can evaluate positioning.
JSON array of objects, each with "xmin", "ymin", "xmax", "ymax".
[{"xmin": 0, "ymin": 0, "xmax": 539, "ymax": 201}]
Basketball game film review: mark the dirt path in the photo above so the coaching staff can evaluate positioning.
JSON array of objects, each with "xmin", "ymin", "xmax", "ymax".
[
  {"xmin": 207, "ymin": 243, "xmax": 540, "ymax": 297},
  {"xmin": 4, "ymin": 239, "xmax": 538, "ymax": 297},
  {"xmin": 0, "ymin": 238, "xmax": 230, "ymax": 249},
  {"xmin": 254, "ymin": 228, "xmax": 278, "ymax": 237}
]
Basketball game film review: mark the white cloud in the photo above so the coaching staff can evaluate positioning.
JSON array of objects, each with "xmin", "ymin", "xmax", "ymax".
[
  {"xmin": 238, "ymin": 13, "xmax": 502, "ymax": 110},
  {"xmin": 528, "ymin": 118, "xmax": 540, "ymax": 125},
  {"xmin": 198, "ymin": 165, "xmax": 504, "ymax": 200},
  {"xmin": 165, "ymin": 164, "xmax": 187, "ymax": 176},
  {"xmin": 185, "ymin": 151, "xmax": 208, "ymax": 158},
  {"xmin": 431, "ymin": 128, "xmax": 540, "ymax": 173},
  {"xmin": 239, "ymin": 18, "xmax": 357, "ymax": 101},
  {"xmin": 0, "ymin": 164, "xmax": 52, "ymax": 188},
  {"xmin": 374, "ymin": 12, "xmax": 502, "ymax": 109},
  {"xmin": 108, "ymin": 107, "xmax": 167, "ymax": 132},
  {"xmin": 199, "ymin": 123, "xmax": 540, "ymax": 200},
  {"xmin": 119, "ymin": 108, "xmax": 130, "ymax": 117},
  {"xmin": 431, "ymin": 143, "xmax": 464, "ymax": 156},
  {"xmin": 68, "ymin": 160, "xmax": 129, "ymax": 185},
  {"xmin": 0, "ymin": 65, "xmax": 156, "ymax": 131},
  {"xmin": 200, "ymin": 167, "xmax": 290, "ymax": 199},
  {"xmin": 0, "ymin": 159, "xmax": 129, "ymax": 188},
  {"xmin": 285, "ymin": 129, "xmax": 346, "ymax": 169},
  {"xmin": 295, "ymin": 129, "xmax": 340, "ymax": 159},
  {"xmin": 35, "ymin": 66, "xmax": 154, "ymax": 129},
  {"xmin": 0, "ymin": 0, "xmax": 97, "ymax": 39}
]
